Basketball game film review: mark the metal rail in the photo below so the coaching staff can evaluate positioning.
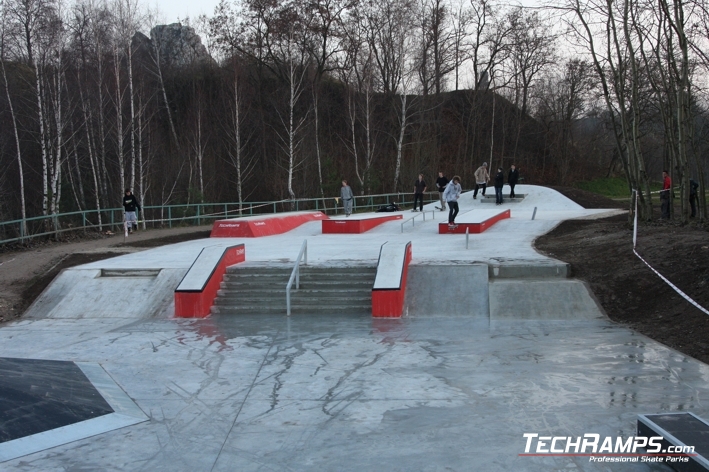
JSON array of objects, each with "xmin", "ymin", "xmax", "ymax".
[
  {"xmin": 286, "ymin": 240, "xmax": 308, "ymax": 316},
  {"xmin": 0, "ymin": 191, "xmax": 446, "ymax": 246},
  {"xmin": 400, "ymin": 209, "xmax": 436, "ymax": 233}
]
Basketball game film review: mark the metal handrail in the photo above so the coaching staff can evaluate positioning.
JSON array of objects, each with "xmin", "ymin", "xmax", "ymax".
[
  {"xmin": 0, "ymin": 191, "xmax": 444, "ymax": 246},
  {"xmin": 400, "ymin": 209, "xmax": 436, "ymax": 233},
  {"xmin": 286, "ymin": 239, "xmax": 308, "ymax": 316}
]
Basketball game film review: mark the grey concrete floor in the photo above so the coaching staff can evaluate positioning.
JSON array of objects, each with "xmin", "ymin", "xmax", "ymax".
[{"xmin": 1, "ymin": 312, "xmax": 702, "ymax": 471}]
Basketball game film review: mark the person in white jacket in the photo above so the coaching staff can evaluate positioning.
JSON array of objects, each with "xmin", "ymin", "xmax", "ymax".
[{"xmin": 443, "ymin": 176, "xmax": 462, "ymax": 224}]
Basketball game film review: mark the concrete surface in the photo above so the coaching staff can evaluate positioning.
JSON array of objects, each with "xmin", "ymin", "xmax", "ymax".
[
  {"xmin": 0, "ymin": 185, "xmax": 697, "ymax": 471},
  {"xmin": 404, "ymin": 265, "xmax": 489, "ymax": 317},
  {"xmin": 489, "ymin": 279, "xmax": 606, "ymax": 320},
  {"xmin": 0, "ymin": 314, "xmax": 703, "ymax": 470}
]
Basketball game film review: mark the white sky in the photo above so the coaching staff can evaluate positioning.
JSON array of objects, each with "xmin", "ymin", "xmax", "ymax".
[
  {"xmin": 151, "ymin": 0, "xmax": 545, "ymax": 26},
  {"xmin": 151, "ymin": 0, "xmax": 220, "ymax": 24}
]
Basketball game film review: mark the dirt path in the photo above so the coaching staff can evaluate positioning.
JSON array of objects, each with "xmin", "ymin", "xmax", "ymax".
[{"xmin": 0, "ymin": 225, "xmax": 212, "ymax": 324}]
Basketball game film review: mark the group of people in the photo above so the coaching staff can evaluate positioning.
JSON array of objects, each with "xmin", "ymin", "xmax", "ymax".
[
  {"xmin": 660, "ymin": 170, "xmax": 700, "ymax": 219},
  {"xmin": 339, "ymin": 163, "xmax": 520, "ymax": 225},
  {"xmin": 472, "ymin": 162, "xmax": 520, "ymax": 204}
]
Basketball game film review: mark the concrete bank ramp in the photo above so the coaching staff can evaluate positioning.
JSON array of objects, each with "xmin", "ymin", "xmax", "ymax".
[
  {"xmin": 24, "ymin": 268, "xmax": 186, "ymax": 320},
  {"xmin": 489, "ymin": 279, "xmax": 604, "ymax": 320},
  {"xmin": 404, "ymin": 265, "xmax": 489, "ymax": 317}
]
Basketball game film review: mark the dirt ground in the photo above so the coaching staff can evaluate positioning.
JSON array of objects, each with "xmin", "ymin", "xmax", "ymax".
[
  {"xmin": 537, "ymin": 187, "xmax": 709, "ymax": 364},
  {"xmin": 2, "ymin": 194, "xmax": 709, "ymax": 367},
  {"xmin": 0, "ymin": 225, "xmax": 213, "ymax": 325}
]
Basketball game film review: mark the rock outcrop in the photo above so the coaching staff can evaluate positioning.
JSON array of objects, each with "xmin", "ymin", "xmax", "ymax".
[{"xmin": 132, "ymin": 23, "xmax": 213, "ymax": 67}]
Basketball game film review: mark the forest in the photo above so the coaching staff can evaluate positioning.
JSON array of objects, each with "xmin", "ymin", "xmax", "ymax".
[{"xmin": 1, "ymin": 0, "xmax": 709, "ymax": 237}]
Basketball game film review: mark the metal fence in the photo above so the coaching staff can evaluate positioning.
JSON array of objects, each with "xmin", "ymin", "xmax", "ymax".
[{"xmin": 0, "ymin": 191, "xmax": 441, "ymax": 245}]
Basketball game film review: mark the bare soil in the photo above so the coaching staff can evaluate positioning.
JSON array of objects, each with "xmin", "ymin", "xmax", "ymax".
[
  {"xmin": 0, "ymin": 225, "xmax": 213, "ymax": 325},
  {"xmin": 537, "ymin": 188, "xmax": 709, "ymax": 364}
]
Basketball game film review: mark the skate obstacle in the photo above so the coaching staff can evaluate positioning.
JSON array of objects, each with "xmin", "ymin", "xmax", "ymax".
[
  {"xmin": 439, "ymin": 209, "xmax": 510, "ymax": 234},
  {"xmin": 372, "ymin": 242, "xmax": 412, "ymax": 318},
  {"xmin": 637, "ymin": 413, "xmax": 709, "ymax": 470},
  {"xmin": 322, "ymin": 214, "xmax": 403, "ymax": 234},
  {"xmin": 211, "ymin": 211, "xmax": 328, "ymax": 238},
  {"xmin": 174, "ymin": 244, "xmax": 245, "ymax": 318}
]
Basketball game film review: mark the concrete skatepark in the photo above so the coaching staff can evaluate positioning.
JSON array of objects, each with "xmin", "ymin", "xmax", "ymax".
[{"xmin": 1, "ymin": 185, "xmax": 707, "ymax": 471}]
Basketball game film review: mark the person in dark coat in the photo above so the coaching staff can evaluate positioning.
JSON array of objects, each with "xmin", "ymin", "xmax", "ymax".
[
  {"xmin": 413, "ymin": 174, "xmax": 427, "ymax": 212},
  {"xmin": 436, "ymin": 172, "xmax": 449, "ymax": 211},
  {"xmin": 661, "ymin": 171, "xmax": 671, "ymax": 219},
  {"xmin": 508, "ymin": 165, "xmax": 519, "ymax": 198},
  {"xmin": 122, "ymin": 189, "xmax": 141, "ymax": 233},
  {"xmin": 494, "ymin": 168, "xmax": 504, "ymax": 205},
  {"xmin": 690, "ymin": 179, "xmax": 699, "ymax": 218}
]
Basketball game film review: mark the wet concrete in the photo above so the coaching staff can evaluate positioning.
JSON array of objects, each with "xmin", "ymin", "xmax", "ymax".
[{"xmin": 0, "ymin": 313, "xmax": 701, "ymax": 470}]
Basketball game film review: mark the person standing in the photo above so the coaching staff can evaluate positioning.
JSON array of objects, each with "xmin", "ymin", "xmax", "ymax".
[
  {"xmin": 508, "ymin": 164, "xmax": 519, "ymax": 198},
  {"xmin": 341, "ymin": 180, "xmax": 354, "ymax": 216},
  {"xmin": 473, "ymin": 162, "xmax": 489, "ymax": 199},
  {"xmin": 413, "ymin": 174, "xmax": 427, "ymax": 212},
  {"xmin": 436, "ymin": 172, "xmax": 449, "ymax": 211},
  {"xmin": 443, "ymin": 176, "xmax": 462, "ymax": 225},
  {"xmin": 122, "ymin": 189, "xmax": 141, "ymax": 233},
  {"xmin": 494, "ymin": 167, "xmax": 504, "ymax": 205},
  {"xmin": 690, "ymin": 178, "xmax": 699, "ymax": 218},
  {"xmin": 661, "ymin": 170, "xmax": 671, "ymax": 219}
]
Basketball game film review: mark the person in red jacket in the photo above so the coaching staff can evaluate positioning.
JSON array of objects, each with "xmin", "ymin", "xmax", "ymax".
[{"xmin": 661, "ymin": 171, "xmax": 671, "ymax": 219}]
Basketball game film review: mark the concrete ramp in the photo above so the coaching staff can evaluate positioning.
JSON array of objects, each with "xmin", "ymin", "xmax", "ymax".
[
  {"xmin": 404, "ymin": 265, "xmax": 488, "ymax": 317},
  {"xmin": 489, "ymin": 279, "xmax": 604, "ymax": 320},
  {"xmin": 25, "ymin": 268, "xmax": 186, "ymax": 320}
]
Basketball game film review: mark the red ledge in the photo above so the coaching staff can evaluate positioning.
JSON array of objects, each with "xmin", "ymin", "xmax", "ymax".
[
  {"xmin": 372, "ymin": 242, "xmax": 412, "ymax": 318},
  {"xmin": 211, "ymin": 211, "xmax": 328, "ymax": 238},
  {"xmin": 322, "ymin": 214, "xmax": 403, "ymax": 234},
  {"xmin": 439, "ymin": 209, "xmax": 510, "ymax": 234},
  {"xmin": 174, "ymin": 244, "xmax": 245, "ymax": 318}
]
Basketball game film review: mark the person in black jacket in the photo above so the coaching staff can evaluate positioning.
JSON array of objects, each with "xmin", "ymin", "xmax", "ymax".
[
  {"xmin": 436, "ymin": 172, "xmax": 449, "ymax": 211},
  {"xmin": 122, "ymin": 189, "xmax": 141, "ymax": 233},
  {"xmin": 508, "ymin": 164, "xmax": 519, "ymax": 198},
  {"xmin": 494, "ymin": 168, "xmax": 504, "ymax": 205},
  {"xmin": 690, "ymin": 178, "xmax": 699, "ymax": 218},
  {"xmin": 412, "ymin": 174, "xmax": 427, "ymax": 212}
]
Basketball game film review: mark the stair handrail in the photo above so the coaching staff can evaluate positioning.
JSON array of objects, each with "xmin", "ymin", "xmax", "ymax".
[{"xmin": 286, "ymin": 239, "xmax": 308, "ymax": 316}]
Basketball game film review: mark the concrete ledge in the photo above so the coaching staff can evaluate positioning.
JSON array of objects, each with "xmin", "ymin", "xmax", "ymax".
[
  {"xmin": 211, "ymin": 211, "xmax": 327, "ymax": 237},
  {"xmin": 439, "ymin": 209, "xmax": 510, "ymax": 234},
  {"xmin": 480, "ymin": 195, "xmax": 526, "ymax": 203},
  {"xmin": 323, "ymin": 214, "xmax": 403, "ymax": 234},
  {"xmin": 488, "ymin": 263, "xmax": 569, "ymax": 279},
  {"xmin": 175, "ymin": 244, "xmax": 245, "ymax": 318},
  {"xmin": 372, "ymin": 242, "xmax": 412, "ymax": 318}
]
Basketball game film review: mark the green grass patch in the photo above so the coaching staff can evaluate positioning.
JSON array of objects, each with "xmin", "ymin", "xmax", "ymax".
[{"xmin": 575, "ymin": 177, "xmax": 662, "ymax": 198}]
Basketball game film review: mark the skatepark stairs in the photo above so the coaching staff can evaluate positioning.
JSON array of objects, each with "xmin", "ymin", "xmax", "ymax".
[{"xmin": 211, "ymin": 266, "xmax": 376, "ymax": 315}]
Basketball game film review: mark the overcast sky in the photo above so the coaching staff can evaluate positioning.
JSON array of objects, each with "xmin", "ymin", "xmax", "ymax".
[{"xmin": 152, "ymin": 0, "xmax": 220, "ymax": 24}]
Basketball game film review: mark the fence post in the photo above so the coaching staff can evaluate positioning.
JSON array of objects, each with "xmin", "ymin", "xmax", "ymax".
[
  {"xmin": 169, "ymin": 207, "xmax": 172, "ymax": 228},
  {"xmin": 197, "ymin": 205, "xmax": 201, "ymax": 226}
]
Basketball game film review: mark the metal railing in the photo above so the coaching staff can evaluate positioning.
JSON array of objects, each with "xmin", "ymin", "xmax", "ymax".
[
  {"xmin": 286, "ymin": 239, "xmax": 308, "ymax": 316},
  {"xmin": 400, "ymin": 209, "xmax": 436, "ymax": 233},
  {"xmin": 0, "ymin": 191, "xmax": 442, "ymax": 246}
]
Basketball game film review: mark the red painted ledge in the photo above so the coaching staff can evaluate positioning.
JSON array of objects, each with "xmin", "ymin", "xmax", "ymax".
[
  {"xmin": 372, "ymin": 242, "xmax": 412, "ymax": 318},
  {"xmin": 211, "ymin": 211, "xmax": 328, "ymax": 237},
  {"xmin": 174, "ymin": 244, "xmax": 245, "ymax": 318}
]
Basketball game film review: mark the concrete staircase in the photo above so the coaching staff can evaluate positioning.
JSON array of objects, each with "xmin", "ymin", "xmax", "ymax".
[{"xmin": 211, "ymin": 265, "xmax": 376, "ymax": 315}]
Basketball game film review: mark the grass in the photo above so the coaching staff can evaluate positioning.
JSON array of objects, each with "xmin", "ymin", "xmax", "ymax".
[{"xmin": 575, "ymin": 177, "xmax": 662, "ymax": 199}]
